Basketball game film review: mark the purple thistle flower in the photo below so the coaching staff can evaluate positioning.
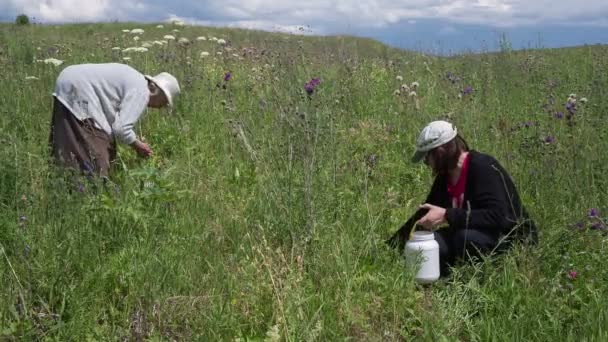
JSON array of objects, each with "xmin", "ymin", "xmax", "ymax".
[
  {"xmin": 565, "ymin": 102, "xmax": 576, "ymax": 115},
  {"xmin": 304, "ymin": 77, "xmax": 321, "ymax": 95},
  {"xmin": 223, "ymin": 72, "xmax": 232, "ymax": 82},
  {"xmin": 462, "ymin": 86, "xmax": 473, "ymax": 95},
  {"xmin": 554, "ymin": 111, "xmax": 564, "ymax": 119},
  {"xmin": 567, "ymin": 270, "xmax": 577, "ymax": 280},
  {"xmin": 588, "ymin": 208, "xmax": 599, "ymax": 218},
  {"xmin": 544, "ymin": 136, "xmax": 556, "ymax": 144},
  {"xmin": 590, "ymin": 222, "xmax": 606, "ymax": 231}
]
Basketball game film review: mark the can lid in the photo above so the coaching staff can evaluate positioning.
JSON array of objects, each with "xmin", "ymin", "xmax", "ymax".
[{"xmin": 411, "ymin": 231, "xmax": 435, "ymax": 241}]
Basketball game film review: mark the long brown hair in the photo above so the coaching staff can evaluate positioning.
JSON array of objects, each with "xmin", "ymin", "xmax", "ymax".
[{"xmin": 427, "ymin": 135, "xmax": 469, "ymax": 175}]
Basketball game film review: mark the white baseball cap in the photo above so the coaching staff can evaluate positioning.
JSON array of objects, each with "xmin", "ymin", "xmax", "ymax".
[
  {"xmin": 411, "ymin": 120, "xmax": 458, "ymax": 163},
  {"xmin": 145, "ymin": 72, "xmax": 180, "ymax": 107}
]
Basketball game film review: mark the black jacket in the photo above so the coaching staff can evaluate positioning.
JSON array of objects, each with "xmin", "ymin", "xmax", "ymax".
[{"xmin": 388, "ymin": 150, "xmax": 538, "ymax": 250}]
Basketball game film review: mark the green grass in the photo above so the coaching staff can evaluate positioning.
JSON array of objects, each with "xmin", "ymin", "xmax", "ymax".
[{"xmin": 1, "ymin": 22, "xmax": 607, "ymax": 340}]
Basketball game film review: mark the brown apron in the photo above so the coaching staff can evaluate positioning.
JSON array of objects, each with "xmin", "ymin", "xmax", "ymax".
[{"xmin": 49, "ymin": 97, "xmax": 117, "ymax": 177}]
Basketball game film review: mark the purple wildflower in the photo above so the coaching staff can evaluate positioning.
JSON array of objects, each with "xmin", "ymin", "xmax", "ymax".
[
  {"xmin": 544, "ymin": 136, "xmax": 555, "ymax": 144},
  {"xmin": 565, "ymin": 102, "xmax": 576, "ymax": 115},
  {"xmin": 588, "ymin": 208, "xmax": 599, "ymax": 218},
  {"xmin": 446, "ymin": 71, "xmax": 460, "ymax": 83},
  {"xmin": 554, "ymin": 112, "xmax": 564, "ymax": 119},
  {"xmin": 462, "ymin": 86, "xmax": 473, "ymax": 95},
  {"xmin": 567, "ymin": 270, "xmax": 577, "ymax": 280},
  {"xmin": 304, "ymin": 77, "xmax": 321, "ymax": 95},
  {"xmin": 223, "ymin": 72, "xmax": 232, "ymax": 82},
  {"xmin": 590, "ymin": 222, "xmax": 606, "ymax": 231}
]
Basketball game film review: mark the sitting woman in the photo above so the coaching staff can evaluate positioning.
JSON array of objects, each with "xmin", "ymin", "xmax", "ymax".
[{"xmin": 387, "ymin": 120, "xmax": 537, "ymax": 276}]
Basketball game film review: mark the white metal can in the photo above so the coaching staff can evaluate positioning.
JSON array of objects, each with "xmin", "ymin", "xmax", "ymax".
[{"xmin": 404, "ymin": 231, "xmax": 440, "ymax": 283}]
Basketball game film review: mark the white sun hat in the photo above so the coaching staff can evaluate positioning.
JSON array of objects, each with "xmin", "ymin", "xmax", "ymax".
[
  {"xmin": 411, "ymin": 120, "xmax": 458, "ymax": 163},
  {"xmin": 145, "ymin": 72, "xmax": 180, "ymax": 107}
]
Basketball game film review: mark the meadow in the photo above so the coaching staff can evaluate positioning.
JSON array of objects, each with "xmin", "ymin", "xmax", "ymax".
[{"xmin": 0, "ymin": 21, "xmax": 607, "ymax": 340}]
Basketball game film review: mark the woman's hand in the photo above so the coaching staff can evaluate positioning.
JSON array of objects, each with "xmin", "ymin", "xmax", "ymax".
[{"xmin": 415, "ymin": 203, "xmax": 447, "ymax": 230}]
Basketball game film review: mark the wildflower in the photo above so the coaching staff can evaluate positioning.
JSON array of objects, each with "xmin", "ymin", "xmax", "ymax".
[
  {"xmin": 172, "ymin": 29, "xmax": 180, "ymax": 33},
  {"xmin": 408, "ymin": 91, "xmax": 417, "ymax": 97},
  {"xmin": 122, "ymin": 29, "xmax": 130, "ymax": 33},
  {"xmin": 462, "ymin": 86, "xmax": 474, "ymax": 95},
  {"xmin": 19, "ymin": 215, "xmax": 27, "ymax": 222},
  {"xmin": 232, "ymin": 53, "xmax": 239, "ymax": 58},
  {"xmin": 565, "ymin": 102, "xmax": 576, "ymax": 116},
  {"xmin": 130, "ymin": 28, "xmax": 144, "ymax": 34},
  {"xmin": 178, "ymin": 37, "xmax": 190, "ymax": 45},
  {"xmin": 224, "ymin": 72, "xmax": 232, "ymax": 81},
  {"xmin": 446, "ymin": 71, "xmax": 460, "ymax": 83},
  {"xmin": 211, "ymin": 37, "xmax": 218, "ymax": 41},
  {"xmin": 122, "ymin": 57, "xmax": 131, "ymax": 61},
  {"xmin": 579, "ymin": 97, "xmax": 588, "ymax": 104},
  {"xmin": 396, "ymin": 75, "xmax": 403, "ymax": 81},
  {"xmin": 393, "ymin": 89, "xmax": 401, "ymax": 96},
  {"xmin": 400, "ymin": 84, "xmax": 410, "ymax": 92},
  {"xmin": 567, "ymin": 97, "xmax": 576, "ymax": 105},
  {"xmin": 196, "ymin": 36, "xmax": 207, "ymax": 41},
  {"xmin": 590, "ymin": 222, "xmax": 606, "ymax": 230},
  {"xmin": 217, "ymin": 38, "xmax": 227, "ymax": 45},
  {"xmin": 588, "ymin": 208, "xmax": 599, "ymax": 218},
  {"xmin": 217, "ymin": 51, "xmax": 223, "ymax": 55},
  {"xmin": 567, "ymin": 270, "xmax": 577, "ymax": 280},
  {"xmin": 111, "ymin": 46, "xmax": 121, "ymax": 50},
  {"xmin": 153, "ymin": 41, "xmax": 165, "ymax": 46},
  {"xmin": 200, "ymin": 51, "xmax": 210, "ymax": 57},
  {"xmin": 304, "ymin": 78, "xmax": 321, "ymax": 95},
  {"xmin": 41, "ymin": 58, "xmax": 63, "ymax": 66},
  {"xmin": 410, "ymin": 81, "xmax": 419, "ymax": 88},
  {"xmin": 122, "ymin": 47, "xmax": 148, "ymax": 53},
  {"xmin": 265, "ymin": 325, "xmax": 280, "ymax": 342},
  {"xmin": 156, "ymin": 24, "xmax": 164, "ymax": 28},
  {"xmin": 554, "ymin": 111, "xmax": 564, "ymax": 119},
  {"xmin": 133, "ymin": 36, "xmax": 140, "ymax": 41},
  {"xmin": 543, "ymin": 135, "xmax": 555, "ymax": 144},
  {"xmin": 141, "ymin": 42, "xmax": 152, "ymax": 48},
  {"xmin": 25, "ymin": 76, "xmax": 39, "ymax": 80},
  {"xmin": 568, "ymin": 93, "xmax": 576, "ymax": 99},
  {"xmin": 163, "ymin": 35, "xmax": 175, "ymax": 40},
  {"xmin": 173, "ymin": 20, "xmax": 185, "ymax": 27}
]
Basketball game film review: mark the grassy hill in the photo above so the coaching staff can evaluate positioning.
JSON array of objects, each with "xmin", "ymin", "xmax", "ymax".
[{"xmin": 1, "ymin": 22, "xmax": 607, "ymax": 340}]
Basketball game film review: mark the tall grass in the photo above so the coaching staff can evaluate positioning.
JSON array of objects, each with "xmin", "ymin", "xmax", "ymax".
[{"xmin": 0, "ymin": 22, "xmax": 607, "ymax": 340}]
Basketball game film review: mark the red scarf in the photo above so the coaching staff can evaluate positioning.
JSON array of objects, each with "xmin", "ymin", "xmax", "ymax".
[{"xmin": 447, "ymin": 153, "xmax": 470, "ymax": 208}]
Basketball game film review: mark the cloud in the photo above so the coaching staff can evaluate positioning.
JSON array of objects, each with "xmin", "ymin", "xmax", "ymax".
[{"xmin": 2, "ymin": 0, "xmax": 608, "ymax": 30}]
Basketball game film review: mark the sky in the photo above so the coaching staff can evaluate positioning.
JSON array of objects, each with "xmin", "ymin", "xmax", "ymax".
[{"xmin": 1, "ymin": 0, "xmax": 607, "ymax": 54}]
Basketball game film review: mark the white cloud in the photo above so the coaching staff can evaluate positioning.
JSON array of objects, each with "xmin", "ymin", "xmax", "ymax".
[{"xmin": 2, "ymin": 0, "xmax": 608, "ymax": 29}]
